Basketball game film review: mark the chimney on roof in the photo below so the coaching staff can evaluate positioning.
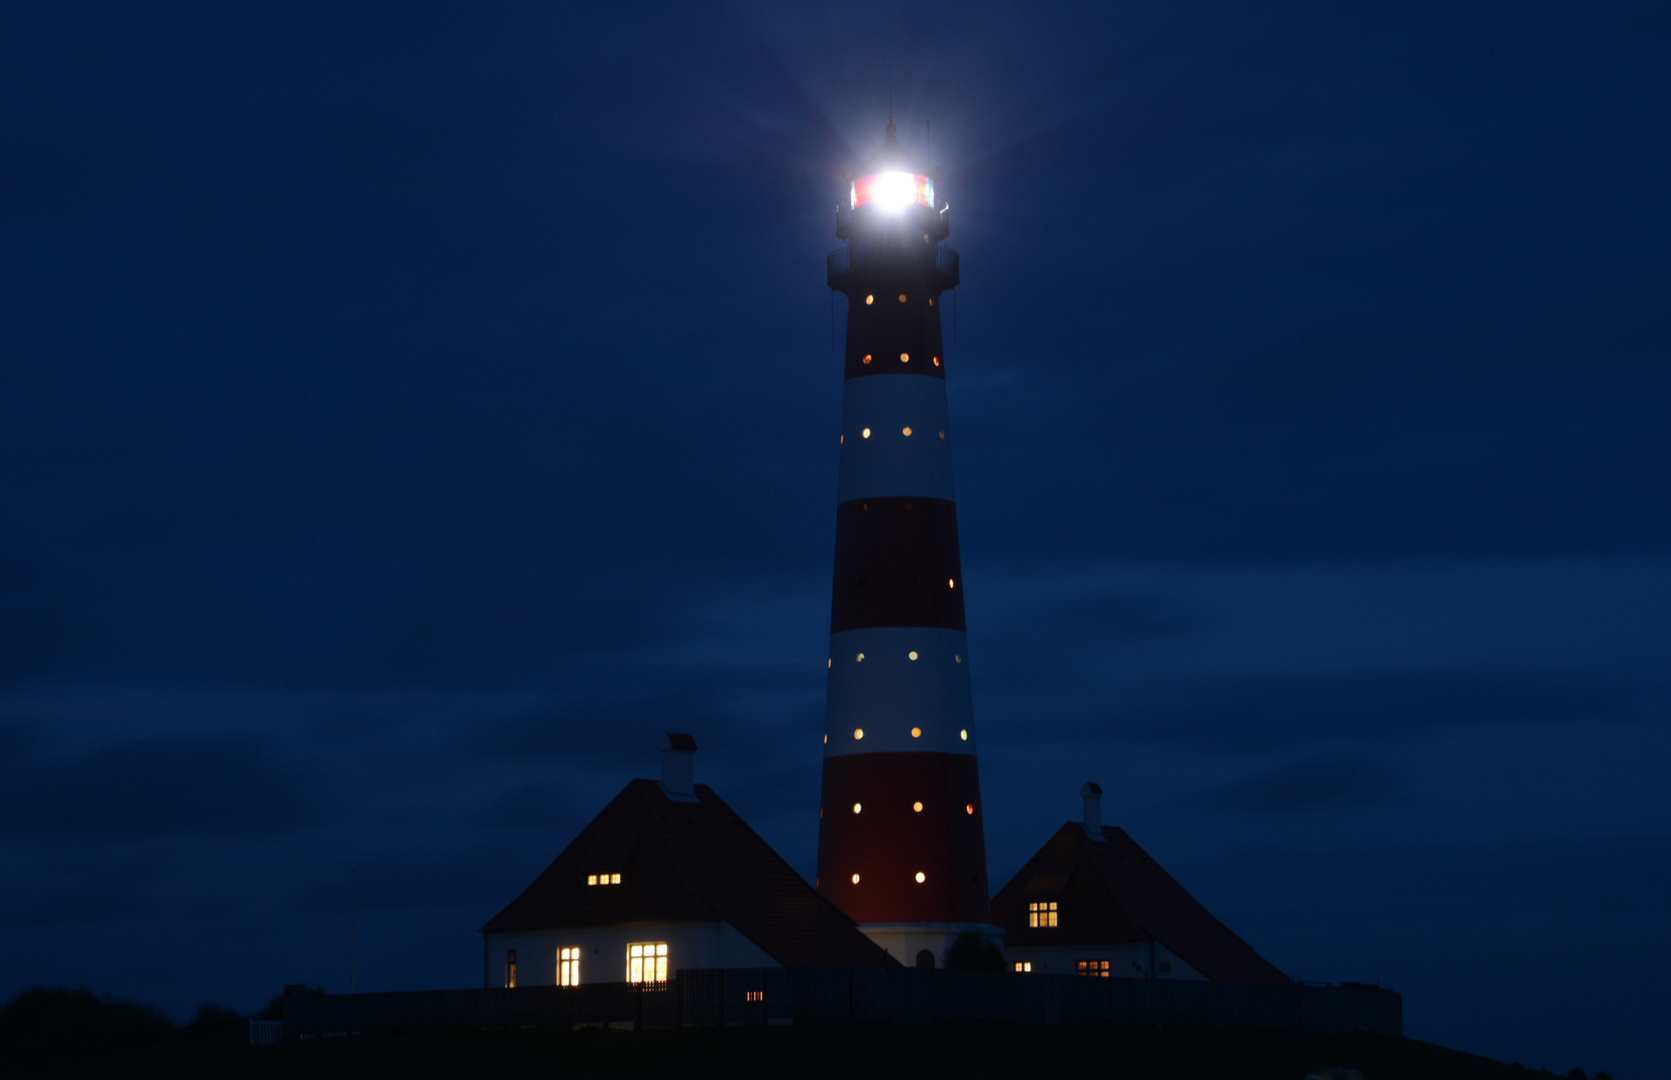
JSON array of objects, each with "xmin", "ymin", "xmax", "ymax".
[
  {"xmin": 660, "ymin": 733, "xmax": 698, "ymax": 802},
  {"xmin": 1081, "ymin": 781, "xmax": 1104, "ymax": 839}
]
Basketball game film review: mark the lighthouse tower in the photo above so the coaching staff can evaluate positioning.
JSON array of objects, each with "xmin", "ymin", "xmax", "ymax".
[{"xmin": 816, "ymin": 123, "xmax": 1000, "ymax": 967}]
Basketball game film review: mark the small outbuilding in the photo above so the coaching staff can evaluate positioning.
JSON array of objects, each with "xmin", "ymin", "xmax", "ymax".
[
  {"xmin": 993, "ymin": 783, "xmax": 1291, "ymax": 984},
  {"xmin": 480, "ymin": 734, "xmax": 895, "ymax": 988}
]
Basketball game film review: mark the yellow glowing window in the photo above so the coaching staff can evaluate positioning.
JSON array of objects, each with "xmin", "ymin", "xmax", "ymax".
[
  {"xmin": 902, "ymin": 426, "xmax": 912, "ymax": 436},
  {"xmin": 898, "ymin": 294, "xmax": 907, "ymax": 303},
  {"xmin": 1029, "ymin": 901, "xmax": 1058, "ymax": 928},
  {"xmin": 914, "ymin": 871, "xmax": 926, "ymax": 883},
  {"xmin": 948, "ymin": 578, "xmax": 954, "ymax": 588},
  {"xmin": 505, "ymin": 949, "xmax": 517, "ymax": 988},
  {"xmin": 862, "ymin": 353, "xmax": 872, "ymax": 364},
  {"xmin": 910, "ymin": 727, "xmax": 921, "ymax": 738},
  {"xmin": 586, "ymin": 873, "xmax": 621, "ymax": 886},
  {"xmin": 929, "ymin": 298, "xmax": 935, "ymax": 306},
  {"xmin": 900, "ymin": 352, "xmax": 909, "ymax": 362},
  {"xmin": 959, "ymin": 728, "xmax": 967, "ymax": 740},
  {"xmin": 862, "ymin": 428, "xmax": 871, "ymax": 438},
  {"xmin": 851, "ymin": 873, "xmax": 861, "ymax": 884},
  {"xmin": 856, "ymin": 652, "xmax": 865, "ymax": 661},
  {"xmin": 913, "ymin": 801, "xmax": 923, "ymax": 813},
  {"xmin": 908, "ymin": 650, "xmax": 918, "ymax": 660},
  {"xmin": 853, "ymin": 728, "xmax": 864, "ymax": 740},
  {"xmin": 827, "ymin": 658, "xmax": 832, "ymax": 668},
  {"xmin": 852, "ymin": 802, "xmax": 862, "ymax": 813},
  {"xmin": 1014, "ymin": 961, "xmax": 1032, "ymax": 972},
  {"xmin": 745, "ymin": 990, "xmax": 764, "ymax": 1002},
  {"xmin": 865, "ymin": 294, "xmax": 874, "ymax": 305},
  {"xmin": 628, "ymin": 943, "xmax": 668, "ymax": 984},
  {"xmin": 966, "ymin": 803, "xmax": 974, "ymax": 815},
  {"xmin": 933, "ymin": 356, "xmax": 941, "ymax": 367},
  {"xmin": 1077, "ymin": 959, "xmax": 1111, "ymax": 978},
  {"xmin": 955, "ymin": 654, "xmax": 962, "ymax": 662},
  {"xmin": 559, "ymin": 947, "xmax": 581, "ymax": 986},
  {"xmin": 939, "ymin": 429, "xmax": 946, "ymax": 439}
]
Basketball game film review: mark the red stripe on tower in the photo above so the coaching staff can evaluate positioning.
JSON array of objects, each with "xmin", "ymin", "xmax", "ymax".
[{"xmin": 816, "ymin": 122, "xmax": 1001, "ymax": 969}]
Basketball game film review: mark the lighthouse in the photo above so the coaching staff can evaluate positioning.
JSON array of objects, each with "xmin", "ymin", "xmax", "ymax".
[{"xmin": 816, "ymin": 123, "xmax": 1001, "ymax": 968}]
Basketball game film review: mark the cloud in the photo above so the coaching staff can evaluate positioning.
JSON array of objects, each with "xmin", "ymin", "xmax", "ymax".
[
  {"xmin": 1202, "ymin": 752, "xmax": 1403, "ymax": 813},
  {"xmin": 0, "ymin": 737, "xmax": 323, "ymax": 842}
]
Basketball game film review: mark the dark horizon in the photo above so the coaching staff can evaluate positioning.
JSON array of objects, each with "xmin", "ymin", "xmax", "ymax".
[{"xmin": 2, "ymin": 4, "xmax": 1667, "ymax": 1077}]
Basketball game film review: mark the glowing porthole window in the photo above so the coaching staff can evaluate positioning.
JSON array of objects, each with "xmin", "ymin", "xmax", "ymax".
[
  {"xmin": 910, "ymin": 727, "xmax": 921, "ymax": 738},
  {"xmin": 948, "ymin": 579, "xmax": 955, "ymax": 588},
  {"xmin": 913, "ymin": 801, "xmax": 923, "ymax": 812},
  {"xmin": 851, "ymin": 873, "xmax": 861, "ymax": 884},
  {"xmin": 900, "ymin": 352, "xmax": 909, "ymax": 362},
  {"xmin": 865, "ymin": 295, "xmax": 874, "ymax": 305},
  {"xmin": 933, "ymin": 356, "xmax": 941, "ymax": 367},
  {"xmin": 902, "ymin": 426, "xmax": 913, "ymax": 437},
  {"xmin": 914, "ymin": 872, "xmax": 926, "ymax": 884},
  {"xmin": 863, "ymin": 354, "xmax": 872, "ymax": 364},
  {"xmin": 853, "ymin": 728, "xmax": 864, "ymax": 740},
  {"xmin": 898, "ymin": 294, "xmax": 907, "ymax": 303},
  {"xmin": 960, "ymin": 729, "xmax": 968, "ymax": 740},
  {"xmin": 908, "ymin": 651, "xmax": 918, "ymax": 660},
  {"xmin": 939, "ymin": 430, "xmax": 946, "ymax": 439},
  {"xmin": 852, "ymin": 803, "xmax": 862, "ymax": 814},
  {"xmin": 954, "ymin": 654, "xmax": 962, "ymax": 663},
  {"xmin": 856, "ymin": 652, "xmax": 865, "ymax": 662},
  {"xmin": 862, "ymin": 428, "xmax": 871, "ymax": 438},
  {"xmin": 966, "ymin": 803, "xmax": 975, "ymax": 815}
]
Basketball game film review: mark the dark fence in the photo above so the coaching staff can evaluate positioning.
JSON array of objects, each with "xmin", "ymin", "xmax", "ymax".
[{"xmin": 282, "ymin": 970, "xmax": 1399, "ymax": 1039}]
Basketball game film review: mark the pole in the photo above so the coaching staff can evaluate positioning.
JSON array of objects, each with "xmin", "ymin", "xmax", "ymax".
[{"xmin": 349, "ymin": 868, "xmax": 357, "ymax": 995}]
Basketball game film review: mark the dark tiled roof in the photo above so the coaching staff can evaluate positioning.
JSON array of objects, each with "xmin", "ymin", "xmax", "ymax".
[
  {"xmin": 992, "ymin": 823, "xmax": 1290, "ymax": 985},
  {"xmin": 481, "ymin": 780, "xmax": 896, "ymax": 969}
]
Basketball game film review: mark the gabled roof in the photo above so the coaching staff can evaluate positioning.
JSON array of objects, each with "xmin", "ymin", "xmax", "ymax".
[
  {"xmin": 481, "ymin": 779, "xmax": 896, "ymax": 969},
  {"xmin": 992, "ymin": 823, "xmax": 1291, "ymax": 986}
]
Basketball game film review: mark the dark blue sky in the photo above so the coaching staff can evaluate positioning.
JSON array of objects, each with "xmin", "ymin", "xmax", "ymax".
[{"xmin": 3, "ymin": 2, "xmax": 1668, "ymax": 1074}]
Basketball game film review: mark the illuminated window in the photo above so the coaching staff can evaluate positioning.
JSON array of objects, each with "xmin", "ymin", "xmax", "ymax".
[
  {"xmin": 913, "ymin": 801, "xmax": 923, "ymax": 813},
  {"xmin": 910, "ymin": 727, "xmax": 921, "ymax": 738},
  {"xmin": 559, "ymin": 947, "xmax": 581, "ymax": 987},
  {"xmin": 588, "ymin": 873, "xmax": 621, "ymax": 886},
  {"xmin": 839, "ymin": 434, "xmax": 844, "ymax": 444},
  {"xmin": 939, "ymin": 430, "xmax": 946, "ymax": 439},
  {"xmin": 966, "ymin": 803, "xmax": 974, "ymax": 815},
  {"xmin": 823, "ymin": 734, "xmax": 827, "ymax": 744},
  {"xmin": 852, "ymin": 802, "xmax": 862, "ymax": 814},
  {"xmin": 851, "ymin": 873, "xmax": 861, "ymax": 884},
  {"xmin": 959, "ymin": 729, "xmax": 967, "ymax": 740},
  {"xmin": 862, "ymin": 354, "xmax": 872, "ymax": 364},
  {"xmin": 628, "ymin": 943, "xmax": 668, "ymax": 984},
  {"xmin": 827, "ymin": 658, "xmax": 832, "ymax": 668},
  {"xmin": 856, "ymin": 652, "xmax": 865, "ymax": 661},
  {"xmin": 929, "ymin": 298, "xmax": 935, "ymax": 306},
  {"xmin": 865, "ymin": 295, "xmax": 874, "ymax": 305},
  {"xmin": 1029, "ymin": 901, "xmax": 1058, "ymax": 928},
  {"xmin": 1014, "ymin": 961, "xmax": 1032, "ymax": 973},
  {"xmin": 914, "ymin": 871, "xmax": 926, "ymax": 883},
  {"xmin": 900, "ymin": 353, "xmax": 909, "ymax": 362},
  {"xmin": 505, "ymin": 949, "xmax": 517, "ymax": 988},
  {"xmin": 587, "ymin": 874, "xmax": 596, "ymax": 885},
  {"xmin": 853, "ymin": 728, "xmax": 864, "ymax": 740},
  {"xmin": 1076, "ymin": 960, "xmax": 1110, "ymax": 978},
  {"xmin": 954, "ymin": 654, "xmax": 962, "ymax": 663},
  {"xmin": 862, "ymin": 428, "xmax": 871, "ymax": 438},
  {"xmin": 745, "ymin": 990, "xmax": 764, "ymax": 1002},
  {"xmin": 898, "ymin": 294, "xmax": 907, "ymax": 303},
  {"xmin": 948, "ymin": 579, "xmax": 955, "ymax": 588},
  {"xmin": 902, "ymin": 426, "xmax": 913, "ymax": 436},
  {"xmin": 908, "ymin": 650, "xmax": 918, "ymax": 660}
]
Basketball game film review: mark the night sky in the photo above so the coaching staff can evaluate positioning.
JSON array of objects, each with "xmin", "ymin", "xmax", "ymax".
[{"xmin": 3, "ymin": 3, "xmax": 1668, "ymax": 1075}]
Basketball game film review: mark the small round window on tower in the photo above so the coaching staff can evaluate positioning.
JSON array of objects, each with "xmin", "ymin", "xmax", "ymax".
[
  {"xmin": 852, "ymin": 803, "xmax": 862, "ymax": 814},
  {"xmin": 908, "ymin": 651, "xmax": 919, "ymax": 660},
  {"xmin": 862, "ymin": 354, "xmax": 872, "ymax": 364},
  {"xmin": 898, "ymin": 294, "xmax": 907, "ymax": 303},
  {"xmin": 854, "ymin": 728, "xmax": 864, "ymax": 740},
  {"xmin": 856, "ymin": 653, "xmax": 865, "ymax": 662},
  {"xmin": 911, "ymin": 727, "xmax": 922, "ymax": 738},
  {"xmin": 865, "ymin": 295, "xmax": 874, "ymax": 305},
  {"xmin": 939, "ymin": 429, "xmax": 946, "ymax": 439},
  {"xmin": 954, "ymin": 654, "xmax": 962, "ymax": 663},
  {"xmin": 902, "ymin": 426, "xmax": 913, "ymax": 437},
  {"xmin": 948, "ymin": 579, "xmax": 955, "ymax": 588},
  {"xmin": 960, "ymin": 729, "xmax": 968, "ymax": 740},
  {"xmin": 862, "ymin": 427, "xmax": 871, "ymax": 438},
  {"xmin": 933, "ymin": 356, "xmax": 941, "ymax": 367},
  {"xmin": 851, "ymin": 873, "xmax": 861, "ymax": 884},
  {"xmin": 966, "ymin": 803, "xmax": 974, "ymax": 815},
  {"xmin": 913, "ymin": 801, "xmax": 923, "ymax": 813},
  {"xmin": 900, "ymin": 353, "xmax": 909, "ymax": 362},
  {"xmin": 915, "ymin": 872, "xmax": 926, "ymax": 884}
]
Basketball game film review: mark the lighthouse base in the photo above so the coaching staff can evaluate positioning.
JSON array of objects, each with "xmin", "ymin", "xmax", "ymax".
[{"xmin": 858, "ymin": 922, "xmax": 1005, "ymax": 970}]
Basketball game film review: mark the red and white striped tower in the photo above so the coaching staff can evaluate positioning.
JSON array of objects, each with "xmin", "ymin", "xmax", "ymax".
[{"xmin": 816, "ymin": 123, "xmax": 1000, "ymax": 967}]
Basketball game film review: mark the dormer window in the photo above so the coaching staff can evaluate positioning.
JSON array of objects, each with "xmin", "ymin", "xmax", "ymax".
[
  {"xmin": 1028, "ymin": 901, "xmax": 1058, "ymax": 928},
  {"xmin": 587, "ymin": 872, "xmax": 622, "ymax": 886}
]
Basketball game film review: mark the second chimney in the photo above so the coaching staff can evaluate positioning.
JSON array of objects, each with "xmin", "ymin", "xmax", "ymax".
[
  {"xmin": 1081, "ymin": 781, "xmax": 1104, "ymax": 839},
  {"xmin": 660, "ymin": 733, "xmax": 698, "ymax": 802}
]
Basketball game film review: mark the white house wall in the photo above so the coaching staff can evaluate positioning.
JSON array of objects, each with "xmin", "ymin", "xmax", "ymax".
[
  {"xmin": 1004, "ymin": 941, "xmax": 1203, "ymax": 981},
  {"xmin": 482, "ymin": 920, "xmax": 779, "ymax": 988}
]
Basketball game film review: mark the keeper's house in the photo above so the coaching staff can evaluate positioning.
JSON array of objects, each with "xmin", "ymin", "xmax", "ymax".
[
  {"xmin": 994, "ymin": 783, "xmax": 1290, "ymax": 985},
  {"xmin": 480, "ymin": 735, "xmax": 894, "ymax": 988}
]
